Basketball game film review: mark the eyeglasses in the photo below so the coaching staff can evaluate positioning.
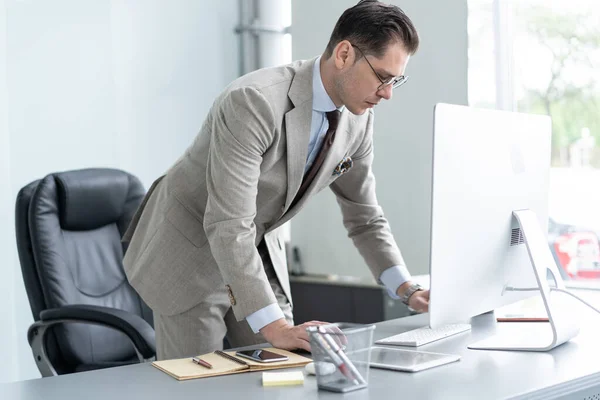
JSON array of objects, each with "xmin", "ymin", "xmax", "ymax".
[{"xmin": 351, "ymin": 44, "xmax": 409, "ymax": 91}]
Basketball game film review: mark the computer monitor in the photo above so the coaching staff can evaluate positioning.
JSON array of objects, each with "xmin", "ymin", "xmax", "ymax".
[{"xmin": 428, "ymin": 103, "xmax": 579, "ymax": 351}]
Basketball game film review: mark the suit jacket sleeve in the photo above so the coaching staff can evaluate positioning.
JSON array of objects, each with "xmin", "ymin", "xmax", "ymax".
[
  {"xmin": 329, "ymin": 110, "xmax": 407, "ymax": 280},
  {"xmin": 203, "ymin": 87, "xmax": 279, "ymax": 322}
]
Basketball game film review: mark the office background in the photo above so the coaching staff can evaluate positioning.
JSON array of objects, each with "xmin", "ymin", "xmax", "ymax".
[
  {"xmin": 0, "ymin": 0, "xmax": 242, "ymax": 382},
  {"xmin": 0, "ymin": 0, "xmax": 466, "ymax": 382},
  {"xmin": 2, "ymin": 0, "xmax": 598, "ymax": 384}
]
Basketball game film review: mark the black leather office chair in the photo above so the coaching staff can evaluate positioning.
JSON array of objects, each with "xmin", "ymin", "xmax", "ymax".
[{"xmin": 15, "ymin": 168, "xmax": 156, "ymax": 376}]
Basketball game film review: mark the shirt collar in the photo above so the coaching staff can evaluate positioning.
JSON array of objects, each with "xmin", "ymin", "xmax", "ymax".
[{"xmin": 312, "ymin": 56, "xmax": 338, "ymax": 113}]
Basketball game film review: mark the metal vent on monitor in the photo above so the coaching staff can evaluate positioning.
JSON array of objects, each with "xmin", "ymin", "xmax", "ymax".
[{"xmin": 511, "ymin": 227, "xmax": 524, "ymax": 246}]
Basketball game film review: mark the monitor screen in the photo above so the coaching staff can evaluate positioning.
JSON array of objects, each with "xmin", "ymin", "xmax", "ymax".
[{"xmin": 428, "ymin": 103, "xmax": 553, "ymax": 329}]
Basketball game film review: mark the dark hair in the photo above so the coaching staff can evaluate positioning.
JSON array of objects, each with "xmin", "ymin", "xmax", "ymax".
[{"xmin": 324, "ymin": 0, "xmax": 419, "ymax": 59}]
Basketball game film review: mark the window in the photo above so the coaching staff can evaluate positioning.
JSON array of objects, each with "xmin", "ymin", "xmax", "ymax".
[{"xmin": 469, "ymin": 0, "xmax": 600, "ymax": 288}]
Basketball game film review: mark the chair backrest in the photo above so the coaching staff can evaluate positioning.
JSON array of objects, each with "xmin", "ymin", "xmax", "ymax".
[{"xmin": 15, "ymin": 168, "xmax": 152, "ymax": 373}]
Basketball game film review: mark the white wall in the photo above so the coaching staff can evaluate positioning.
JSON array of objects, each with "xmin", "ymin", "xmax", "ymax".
[
  {"xmin": 1, "ymin": 0, "xmax": 239, "ymax": 382},
  {"xmin": 291, "ymin": 0, "xmax": 468, "ymax": 279},
  {"xmin": 0, "ymin": 0, "xmax": 17, "ymax": 384}
]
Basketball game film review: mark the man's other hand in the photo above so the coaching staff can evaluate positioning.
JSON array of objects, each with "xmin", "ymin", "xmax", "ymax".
[
  {"xmin": 397, "ymin": 281, "xmax": 430, "ymax": 313},
  {"xmin": 408, "ymin": 289, "xmax": 429, "ymax": 313}
]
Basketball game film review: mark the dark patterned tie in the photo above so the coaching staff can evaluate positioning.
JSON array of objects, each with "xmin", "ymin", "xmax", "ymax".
[{"xmin": 291, "ymin": 110, "xmax": 341, "ymax": 208}]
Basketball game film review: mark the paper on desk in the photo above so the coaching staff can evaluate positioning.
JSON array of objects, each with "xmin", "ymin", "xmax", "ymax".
[{"xmin": 262, "ymin": 371, "xmax": 305, "ymax": 387}]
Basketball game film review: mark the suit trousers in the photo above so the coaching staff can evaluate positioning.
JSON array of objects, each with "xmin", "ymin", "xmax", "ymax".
[{"xmin": 153, "ymin": 241, "xmax": 293, "ymax": 360}]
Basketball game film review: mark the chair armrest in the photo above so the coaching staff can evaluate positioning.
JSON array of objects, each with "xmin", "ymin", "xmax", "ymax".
[{"xmin": 33, "ymin": 304, "xmax": 155, "ymax": 359}]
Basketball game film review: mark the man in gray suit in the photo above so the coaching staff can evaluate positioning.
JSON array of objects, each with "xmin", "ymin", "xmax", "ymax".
[{"xmin": 123, "ymin": 0, "xmax": 430, "ymax": 360}]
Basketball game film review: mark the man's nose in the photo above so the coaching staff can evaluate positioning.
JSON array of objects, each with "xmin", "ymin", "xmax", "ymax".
[{"xmin": 378, "ymin": 84, "xmax": 393, "ymax": 100}]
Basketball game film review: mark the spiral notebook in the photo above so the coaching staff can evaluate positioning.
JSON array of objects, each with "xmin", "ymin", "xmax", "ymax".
[{"xmin": 152, "ymin": 348, "xmax": 312, "ymax": 381}]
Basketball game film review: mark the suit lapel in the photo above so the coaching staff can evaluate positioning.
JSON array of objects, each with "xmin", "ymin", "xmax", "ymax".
[
  {"xmin": 294, "ymin": 109, "xmax": 353, "ymax": 208},
  {"xmin": 283, "ymin": 57, "xmax": 317, "ymax": 211},
  {"xmin": 284, "ymin": 102, "xmax": 311, "ymax": 210},
  {"xmin": 269, "ymin": 110, "xmax": 354, "ymax": 233}
]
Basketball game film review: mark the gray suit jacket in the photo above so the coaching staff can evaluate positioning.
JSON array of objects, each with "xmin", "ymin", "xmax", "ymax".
[{"xmin": 123, "ymin": 57, "xmax": 405, "ymax": 321}]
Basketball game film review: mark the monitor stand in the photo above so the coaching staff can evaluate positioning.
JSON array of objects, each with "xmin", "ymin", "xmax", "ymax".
[{"xmin": 468, "ymin": 209, "xmax": 580, "ymax": 351}]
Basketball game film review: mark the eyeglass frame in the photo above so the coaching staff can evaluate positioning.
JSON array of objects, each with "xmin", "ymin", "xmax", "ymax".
[{"xmin": 351, "ymin": 44, "xmax": 409, "ymax": 91}]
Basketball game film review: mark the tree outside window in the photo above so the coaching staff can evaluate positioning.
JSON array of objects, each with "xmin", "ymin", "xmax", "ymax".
[{"xmin": 469, "ymin": 0, "xmax": 600, "ymax": 286}]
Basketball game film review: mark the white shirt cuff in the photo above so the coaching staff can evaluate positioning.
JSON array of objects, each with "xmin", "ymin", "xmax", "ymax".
[
  {"xmin": 379, "ymin": 265, "xmax": 412, "ymax": 299},
  {"xmin": 246, "ymin": 303, "xmax": 285, "ymax": 333}
]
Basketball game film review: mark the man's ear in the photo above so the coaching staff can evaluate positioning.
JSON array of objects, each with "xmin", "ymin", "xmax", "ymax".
[{"xmin": 334, "ymin": 40, "xmax": 354, "ymax": 70}]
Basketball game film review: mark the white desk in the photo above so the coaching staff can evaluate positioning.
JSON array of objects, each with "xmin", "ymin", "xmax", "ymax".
[{"xmin": 4, "ymin": 309, "xmax": 600, "ymax": 399}]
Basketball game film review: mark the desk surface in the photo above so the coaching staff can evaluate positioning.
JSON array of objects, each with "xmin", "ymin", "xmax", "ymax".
[{"xmin": 4, "ymin": 311, "xmax": 600, "ymax": 400}]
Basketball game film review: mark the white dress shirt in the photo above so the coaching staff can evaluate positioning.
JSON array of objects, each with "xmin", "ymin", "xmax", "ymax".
[{"xmin": 246, "ymin": 57, "xmax": 412, "ymax": 333}]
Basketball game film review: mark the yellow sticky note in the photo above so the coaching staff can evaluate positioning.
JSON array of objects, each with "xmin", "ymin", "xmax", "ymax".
[{"xmin": 262, "ymin": 371, "xmax": 305, "ymax": 387}]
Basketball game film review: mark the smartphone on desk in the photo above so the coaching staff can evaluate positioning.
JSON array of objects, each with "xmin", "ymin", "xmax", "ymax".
[{"xmin": 235, "ymin": 349, "xmax": 289, "ymax": 363}]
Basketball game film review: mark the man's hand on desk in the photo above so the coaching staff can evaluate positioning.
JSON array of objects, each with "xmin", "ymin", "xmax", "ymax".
[
  {"xmin": 397, "ymin": 281, "xmax": 430, "ymax": 313},
  {"xmin": 260, "ymin": 318, "xmax": 330, "ymax": 352}
]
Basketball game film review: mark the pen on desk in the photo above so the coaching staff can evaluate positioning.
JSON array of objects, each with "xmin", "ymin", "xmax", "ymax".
[
  {"xmin": 496, "ymin": 317, "xmax": 549, "ymax": 323},
  {"xmin": 307, "ymin": 327, "xmax": 359, "ymax": 386},
  {"xmin": 214, "ymin": 350, "xmax": 248, "ymax": 366},
  {"xmin": 319, "ymin": 329, "xmax": 367, "ymax": 385},
  {"xmin": 192, "ymin": 356, "xmax": 213, "ymax": 369}
]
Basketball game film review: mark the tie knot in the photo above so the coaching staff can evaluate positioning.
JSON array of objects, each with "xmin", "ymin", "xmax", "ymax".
[{"xmin": 326, "ymin": 110, "xmax": 341, "ymax": 132}]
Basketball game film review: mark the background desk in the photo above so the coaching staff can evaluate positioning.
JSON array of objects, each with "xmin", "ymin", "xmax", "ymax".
[
  {"xmin": 4, "ymin": 311, "xmax": 600, "ymax": 399},
  {"xmin": 290, "ymin": 273, "xmax": 410, "ymax": 323},
  {"xmin": 290, "ymin": 273, "xmax": 430, "ymax": 324}
]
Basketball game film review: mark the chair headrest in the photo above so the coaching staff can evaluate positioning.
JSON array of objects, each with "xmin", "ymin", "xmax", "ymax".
[{"xmin": 53, "ymin": 169, "xmax": 137, "ymax": 230}]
